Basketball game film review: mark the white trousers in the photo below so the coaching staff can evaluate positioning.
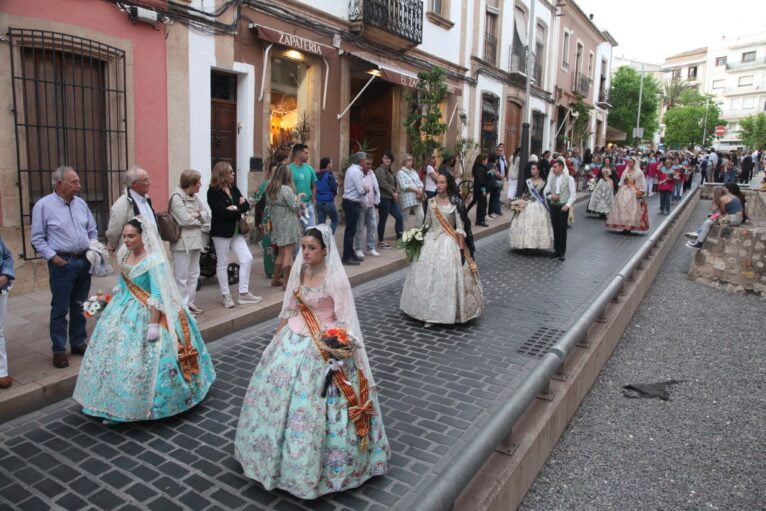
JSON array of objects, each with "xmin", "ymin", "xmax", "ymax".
[
  {"xmin": 506, "ymin": 178, "xmax": 518, "ymax": 200},
  {"xmin": 401, "ymin": 205, "xmax": 424, "ymax": 230},
  {"xmin": 212, "ymin": 235, "xmax": 252, "ymax": 296},
  {"xmin": 645, "ymin": 176, "xmax": 655, "ymax": 195},
  {"xmin": 0, "ymin": 294, "xmax": 8, "ymax": 377},
  {"xmin": 172, "ymin": 249, "xmax": 201, "ymax": 307}
]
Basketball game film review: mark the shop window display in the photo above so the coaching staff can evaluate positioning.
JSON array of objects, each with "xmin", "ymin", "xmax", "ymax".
[{"xmin": 270, "ymin": 57, "xmax": 308, "ymax": 148}]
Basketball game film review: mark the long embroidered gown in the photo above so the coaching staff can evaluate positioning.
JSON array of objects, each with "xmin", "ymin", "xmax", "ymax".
[
  {"xmin": 234, "ymin": 281, "xmax": 390, "ymax": 499},
  {"xmin": 605, "ymin": 169, "xmax": 649, "ymax": 233},
  {"xmin": 509, "ymin": 180, "xmax": 554, "ymax": 250},
  {"xmin": 586, "ymin": 178, "xmax": 615, "ymax": 216},
  {"xmin": 73, "ymin": 255, "xmax": 216, "ymax": 421},
  {"xmin": 400, "ymin": 201, "xmax": 484, "ymax": 324}
]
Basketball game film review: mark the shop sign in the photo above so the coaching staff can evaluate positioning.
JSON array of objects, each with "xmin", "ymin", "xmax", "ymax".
[{"xmin": 257, "ymin": 26, "xmax": 335, "ymax": 58}]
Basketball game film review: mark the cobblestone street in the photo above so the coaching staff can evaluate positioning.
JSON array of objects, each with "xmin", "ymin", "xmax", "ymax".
[{"xmin": 0, "ymin": 197, "xmax": 675, "ymax": 511}]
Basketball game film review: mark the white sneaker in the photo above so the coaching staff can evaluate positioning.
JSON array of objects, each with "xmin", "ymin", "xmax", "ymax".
[
  {"xmin": 238, "ymin": 292, "xmax": 263, "ymax": 305},
  {"xmin": 222, "ymin": 294, "xmax": 235, "ymax": 308},
  {"xmin": 355, "ymin": 250, "xmax": 366, "ymax": 259},
  {"xmin": 684, "ymin": 232, "xmax": 698, "ymax": 240},
  {"xmin": 369, "ymin": 249, "xmax": 381, "ymax": 257}
]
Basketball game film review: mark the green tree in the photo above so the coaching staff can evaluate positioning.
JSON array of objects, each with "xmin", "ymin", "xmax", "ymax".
[
  {"xmin": 663, "ymin": 79, "xmax": 692, "ymax": 109},
  {"xmin": 607, "ymin": 66, "xmax": 661, "ymax": 141},
  {"xmin": 739, "ymin": 112, "xmax": 766, "ymax": 149},
  {"xmin": 571, "ymin": 94, "xmax": 593, "ymax": 149},
  {"xmin": 663, "ymin": 89, "xmax": 723, "ymax": 148},
  {"xmin": 403, "ymin": 67, "xmax": 448, "ymax": 170}
]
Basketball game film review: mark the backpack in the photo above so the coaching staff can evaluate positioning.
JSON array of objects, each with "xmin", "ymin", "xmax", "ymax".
[{"xmin": 157, "ymin": 193, "xmax": 182, "ymax": 242}]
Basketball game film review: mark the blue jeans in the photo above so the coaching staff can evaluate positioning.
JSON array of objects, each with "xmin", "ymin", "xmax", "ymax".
[
  {"xmin": 315, "ymin": 201, "xmax": 338, "ymax": 233},
  {"xmin": 342, "ymin": 199, "xmax": 361, "ymax": 261},
  {"xmin": 355, "ymin": 206, "xmax": 377, "ymax": 252},
  {"xmin": 659, "ymin": 190, "xmax": 672, "ymax": 214},
  {"xmin": 377, "ymin": 197, "xmax": 403, "ymax": 241},
  {"xmin": 672, "ymin": 182, "xmax": 683, "ymax": 201},
  {"xmin": 48, "ymin": 257, "xmax": 91, "ymax": 353}
]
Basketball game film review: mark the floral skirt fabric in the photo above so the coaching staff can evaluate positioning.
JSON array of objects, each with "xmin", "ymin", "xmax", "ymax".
[
  {"xmin": 234, "ymin": 328, "xmax": 390, "ymax": 499},
  {"xmin": 587, "ymin": 181, "xmax": 614, "ymax": 215},
  {"xmin": 73, "ymin": 287, "xmax": 215, "ymax": 422},
  {"xmin": 400, "ymin": 232, "xmax": 484, "ymax": 324},
  {"xmin": 509, "ymin": 200, "xmax": 554, "ymax": 250}
]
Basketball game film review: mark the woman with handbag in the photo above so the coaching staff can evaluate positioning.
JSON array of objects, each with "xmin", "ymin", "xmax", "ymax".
[
  {"xmin": 169, "ymin": 169, "xmax": 210, "ymax": 315},
  {"xmin": 207, "ymin": 161, "xmax": 261, "ymax": 309},
  {"xmin": 265, "ymin": 164, "xmax": 302, "ymax": 289}
]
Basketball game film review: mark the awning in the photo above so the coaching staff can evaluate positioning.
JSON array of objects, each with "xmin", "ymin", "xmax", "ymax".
[
  {"xmin": 349, "ymin": 50, "xmax": 463, "ymax": 96},
  {"xmin": 256, "ymin": 25, "xmax": 337, "ymax": 60},
  {"xmin": 606, "ymin": 125, "xmax": 626, "ymax": 141}
]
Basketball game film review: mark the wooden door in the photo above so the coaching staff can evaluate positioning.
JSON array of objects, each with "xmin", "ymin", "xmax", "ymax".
[
  {"xmin": 353, "ymin": 82, "xmax": 392, "ymax": 166},
  {"xmin": 211, "ymin": 99, "xmax": 237, "ymax": 169},
  {"xmin": 505, "ymin": 101, "xmax": 522, "ymax": 152}
]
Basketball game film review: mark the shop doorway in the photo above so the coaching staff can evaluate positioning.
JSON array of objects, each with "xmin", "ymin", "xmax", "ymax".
[
  {"xmin": 349, "ymin": 60, "xmax": 394, "ymax": 166},
  {"xmin": 211, "ymin": 71, "xmax": 237, "ymax": 169},
  {"xmin": 505, "ymin": 101, "xmax": 522, "ymax": 152}
]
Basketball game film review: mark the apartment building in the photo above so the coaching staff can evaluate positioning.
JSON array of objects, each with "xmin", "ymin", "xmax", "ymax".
[{"xmin": 705, "ymin": 32, "xmax": 766, "ymax": 150}]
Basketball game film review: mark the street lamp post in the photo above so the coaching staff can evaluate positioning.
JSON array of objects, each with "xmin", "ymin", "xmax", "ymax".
[
  {"xmin": 634, "ymin": 63, "xmax": 645, "ymax": 146},
  {"xmin": 517, "ymin": 0, "xmax": 536, "ymax": 198},
  {"xmin": 701, "ymin": 97, "xmax": 710, "ymax": 148}
]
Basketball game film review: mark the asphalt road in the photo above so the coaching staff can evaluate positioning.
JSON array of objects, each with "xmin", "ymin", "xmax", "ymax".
[{"xmin": 520, "ymin": 199, "xmax": 766, "ymax": 511}]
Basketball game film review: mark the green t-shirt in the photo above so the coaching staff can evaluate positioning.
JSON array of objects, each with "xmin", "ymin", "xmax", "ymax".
[{"xmin": 288, "ymin": 162, "xmax": 317, "ymax": 203}]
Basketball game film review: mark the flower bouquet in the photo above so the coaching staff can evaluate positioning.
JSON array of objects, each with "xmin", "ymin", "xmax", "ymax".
[
  {"xmin": 82, "ymin": 292, "xmax": 112, "ymax": 318},
  {"xmin": 587, "ymin": 177, "xmax": 598, "ymax": 192},
  {"xmin": 397, "ymin": 226, "xmax": 428, "ymax": 262},
  {"xmin": 509, "ymin": 198, "xmax": 528, "ymax": 213},
  {"xmin": 318, "ymin": 327, "xmax": 353, "ymax": 398}
]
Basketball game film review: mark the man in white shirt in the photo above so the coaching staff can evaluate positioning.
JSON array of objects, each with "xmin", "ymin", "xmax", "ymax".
[
  {"xmin": 707, "ymin": 150, "xmax": 718, "ymax": 183},
  {"xmin": 342, "ymin": 152, "xmax": 369, "ymax": 265},
  {"xmin": 543, "ymin": 159, "xmax": 576, "ymax": 261},
  {"xmin": 106, "ymin": 166, "xmax": 157, "ymax": 251}
]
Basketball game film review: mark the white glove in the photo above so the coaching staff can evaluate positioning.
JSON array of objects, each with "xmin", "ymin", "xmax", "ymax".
[{"xmin": 146, "ymin": 323, "xmax": 160, "ymax": 342}]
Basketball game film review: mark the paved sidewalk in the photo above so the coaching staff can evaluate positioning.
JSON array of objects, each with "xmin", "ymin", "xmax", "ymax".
[
  {"xmin": 0, "ymin": 191, "xmax": 677, "ymax": 511},
  {"xmin": 2, "ymin": 190, "xmax": 563, "ymax": 422},
  {"xmin": 521, "ymin": 199, "xmax": 766, "ymax": 511}
]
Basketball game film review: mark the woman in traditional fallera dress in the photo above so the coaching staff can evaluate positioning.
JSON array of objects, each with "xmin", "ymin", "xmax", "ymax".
[
  {"xmin": 586, "ymin": 166, "xmax": 616, "ymax": 218},
  {"xmin": 235, "ymin": 226, "xmax": 389, "ymax": 499},
  {"xmin": 73, "ymin": 217, "xmax": 216, "ymax": 424},
  {"xmin": 400, "ymin": 173, "xmax": 484, "ymax": 327},
  {"xmin": 509, "ymin": 163, "xmax": 554, "ymax": 251},
  {"xmin": 606, "ymin": 158, "xmax": 649, "ymax": 234}
]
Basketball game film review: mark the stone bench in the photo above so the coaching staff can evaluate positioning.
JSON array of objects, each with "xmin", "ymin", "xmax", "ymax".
[{"xmin": 688, "ymin": 190, "xmax": 766, "ymax": 295}]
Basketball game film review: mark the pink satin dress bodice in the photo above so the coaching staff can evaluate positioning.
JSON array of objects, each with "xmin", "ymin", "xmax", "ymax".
[{"xmin": 287, "ymin": 284, "xmax": 338, "ymax": 336}]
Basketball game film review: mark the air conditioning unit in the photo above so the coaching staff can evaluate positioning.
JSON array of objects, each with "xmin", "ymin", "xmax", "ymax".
[{"xmin": 128, "ymin": 6, "xmax": 159, "ymax": 26}]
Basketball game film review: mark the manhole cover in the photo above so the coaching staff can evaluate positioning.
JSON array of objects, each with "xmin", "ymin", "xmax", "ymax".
[{"xmin": 516, "ymin": 327, "xmax": 565, "ymax": 359}]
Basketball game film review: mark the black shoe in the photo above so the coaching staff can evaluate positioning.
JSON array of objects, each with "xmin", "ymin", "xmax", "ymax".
[
  {"xmin": 352, "ymin": 255, "xmax": 364, "ymax": 262},
  {"xmin": 70, "ymin": 344, "xmax": 87, "ymax": 356},
  {"xmin": 476, "ymin": 222, "xmax": 489, "ymax": 227},
  {"xmin": 342, "ymin": 259, "xmax": 360, "ymax": 266},
  {"xmin": 558, "ymin": 255, "xmax": 566, "ymax": 261},
  {"xmin": 549, "ymin": 251, "xmax": 560, "ymax": 259}
]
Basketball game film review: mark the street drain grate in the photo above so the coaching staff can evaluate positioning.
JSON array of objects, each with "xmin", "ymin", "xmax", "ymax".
[{"xmin": 516, "ymin": 327, "xmax": 565, "ymax": 359}]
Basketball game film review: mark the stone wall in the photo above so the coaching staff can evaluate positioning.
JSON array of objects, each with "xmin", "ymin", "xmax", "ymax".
[{"xmin": 689, "ymin": 190, "xmax": 766, "ymax": 295}]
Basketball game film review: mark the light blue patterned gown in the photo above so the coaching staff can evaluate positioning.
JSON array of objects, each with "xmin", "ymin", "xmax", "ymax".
[
  {"xmin": 73, "ymin": 255, "xmax": 215, "ymax": 421},
  {"xmin": 234, "ymin": 282, "xmax": 389, "ymax": 499}
]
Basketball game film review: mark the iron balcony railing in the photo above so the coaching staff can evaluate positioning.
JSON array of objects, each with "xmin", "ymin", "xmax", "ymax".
[
  {"xmin": 510, "ymin": 43, "xmax": 526, "ymax": 74},
  {"xmin": 349, "ymin": 0, "xmax": 423, "ymax": 45},
  {"xmin": 484, "ymin": 32, "xmax": 498, "ymax": 66},
  {"xmin": 572, "ymin": 71, "xmax": 592, "ymax": 96}
]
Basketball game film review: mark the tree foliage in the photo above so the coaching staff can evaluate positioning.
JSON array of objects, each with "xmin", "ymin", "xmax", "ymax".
[
  {"xmin": 571, "ymin": 94, "xmax": 594, "ymax": 148},
  {"xmin": 662, "ymin": 89, "xmax": 723, "ymax": 148},
  {"xmin": 663, "ymin": 79, "xmax": 692, "ymax": 109},
  {"xmin": 403, "ymin": 67, "xmax": 448, "ymax": 170},
  {"xmin": 739, "ymin": 112, "xmax": 766, "ymax": 149},
  {"xmin": 607, "ymin": 66, "xmax": 661, "ymax": 140}
]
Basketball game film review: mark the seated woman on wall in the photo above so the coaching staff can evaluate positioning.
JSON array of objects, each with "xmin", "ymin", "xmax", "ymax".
[{"xmin": 686, "ymin": 187, "xmax": 744, "ymax": 249}]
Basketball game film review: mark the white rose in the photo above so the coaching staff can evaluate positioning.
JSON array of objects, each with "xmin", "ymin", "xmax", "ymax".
[{"xmin": 415, "ymin": 232, "xmax": 423, "ymax": 241}]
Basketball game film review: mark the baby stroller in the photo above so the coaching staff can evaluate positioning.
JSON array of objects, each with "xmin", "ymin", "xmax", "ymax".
[{"xmin": 198, "ymin": 239, "xmax": 239, "ymax": 290}]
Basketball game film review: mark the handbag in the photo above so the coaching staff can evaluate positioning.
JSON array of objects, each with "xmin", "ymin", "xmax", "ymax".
[
  {"xmin": 238, "ymin": 216, "xmax": 251, "ymax": 236},
  {"xmin": 157, "ymin": 193, "xmax": 182, "ymax": 242}
]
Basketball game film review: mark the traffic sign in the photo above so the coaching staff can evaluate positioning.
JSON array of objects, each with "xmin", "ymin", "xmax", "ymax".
[{"xmin": 714, "ymin": 125, "xmax": 726, "ymax": 136}]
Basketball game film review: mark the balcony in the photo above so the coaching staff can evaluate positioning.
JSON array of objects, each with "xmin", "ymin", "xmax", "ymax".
[
  {"xmin": 484, "ymin": 32, "xmax": 498, "ymax": 66},
  {"xmin": 349, "ymin": 0, "xmax": 423, "ymax": 50},
  {"xmin": 572, "ymin": 71, "xmax": 592, "ymax": 96},
  {"xmin": 510, "ymin": 43, "xmax": 526, "ymax": 75},
  {"xmin": 726, "ymin": 55, "xmax": 766, "ymax": 70},
  {"xmin": 597, "ymin": 89, "xmax": 611, "ymax": 108}
]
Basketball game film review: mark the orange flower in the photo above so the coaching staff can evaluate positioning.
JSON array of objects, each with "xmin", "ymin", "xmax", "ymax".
[{"xmin": 325, "ymin": 328, "xmax": 349, "ymax": 345}]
